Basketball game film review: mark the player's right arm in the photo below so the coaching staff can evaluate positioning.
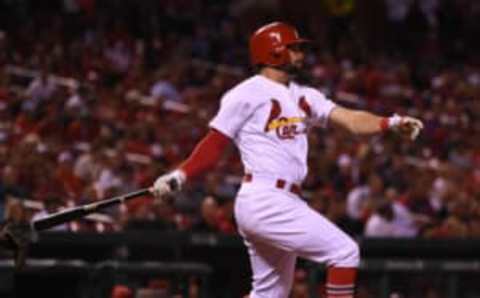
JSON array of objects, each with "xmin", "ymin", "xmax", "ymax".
[
  {"xmin": 151, "ymin": 90, "xmax": 258, "ymax": 199},
  {"xmin": 150, "ymin": 128, "xmax": 231, "ymax": 198}
]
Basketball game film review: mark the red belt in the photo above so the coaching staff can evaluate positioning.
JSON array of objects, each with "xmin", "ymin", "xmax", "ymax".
[{"xmin": 243, "ymin": 174, "xmax": 302, "ymax": 196}]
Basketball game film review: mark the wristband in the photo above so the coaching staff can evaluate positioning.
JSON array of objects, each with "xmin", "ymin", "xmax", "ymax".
[{"xmin": 380, "ymin": 117, "xmax": 389, "ymax": 132}]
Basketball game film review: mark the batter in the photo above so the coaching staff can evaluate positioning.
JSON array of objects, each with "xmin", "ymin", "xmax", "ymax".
[{"xmin": 152, "ymin": 22, "xmax": 423, "ymax": 298}]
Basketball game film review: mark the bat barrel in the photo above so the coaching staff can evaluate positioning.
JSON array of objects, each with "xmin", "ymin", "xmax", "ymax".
[{"xmin": 32, "ymin": 188, "xmax": 151, "ymax": 231}]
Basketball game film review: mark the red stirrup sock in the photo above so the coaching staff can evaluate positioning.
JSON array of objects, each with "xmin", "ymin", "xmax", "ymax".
[{"xmin": 325, "ymin": 267, "xmax": 357, "ymax": 298}]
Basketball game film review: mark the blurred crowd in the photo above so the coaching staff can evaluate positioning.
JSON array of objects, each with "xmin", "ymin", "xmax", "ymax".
[{"xmin": 0, "ymin": 0, "xmax": 479, "ymax": 242}]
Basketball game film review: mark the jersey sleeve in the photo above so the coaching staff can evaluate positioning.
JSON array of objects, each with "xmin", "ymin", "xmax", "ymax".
[
  {"xmin": 305, "ymin": 88, "xmax": 337, "ymax": 128},
  {"xmin": 209, "ymin": 91, "xmax": 256, "ymax": 139}
]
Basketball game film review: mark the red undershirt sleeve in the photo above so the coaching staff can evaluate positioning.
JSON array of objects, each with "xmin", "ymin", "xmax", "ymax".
[{"xmin": 178, "ymin": 129, "xmax": 231, "ymax": 180}]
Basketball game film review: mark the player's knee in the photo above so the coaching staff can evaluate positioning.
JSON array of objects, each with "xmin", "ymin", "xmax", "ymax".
[
  {"xmin": 332, "ymin": 239, "xmax": 360, "ymax": 268},
  {"xmin": 345, "ymin": 240, "xmax": 360, "ymax": 267}
]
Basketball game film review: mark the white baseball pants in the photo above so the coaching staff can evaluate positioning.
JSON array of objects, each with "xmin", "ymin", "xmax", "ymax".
[{"xmin": 235, "ymin": 179, "xmax": 359, "ymax": 298}]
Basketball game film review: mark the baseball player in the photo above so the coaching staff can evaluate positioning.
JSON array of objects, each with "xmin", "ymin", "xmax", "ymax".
[{"xmin": 151, "ymin": 22, "xmax": 423, "ymax": 298}]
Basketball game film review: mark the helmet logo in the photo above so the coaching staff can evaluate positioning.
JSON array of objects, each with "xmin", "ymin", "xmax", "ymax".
[{"xmin": 269, "ymin": 32, "xmax": 282, "ymax": 44}]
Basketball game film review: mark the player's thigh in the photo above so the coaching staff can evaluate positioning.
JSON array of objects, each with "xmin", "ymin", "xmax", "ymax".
[
  {"xmin": 235, "ymin": 189, "xmax": 314, "ymax": 251},
  {"xmin": 239, "ymin": 192, "xmax": 358, "ymax": 266},
  {"xmin": 237, "ymin": 192, "xmax": 358, "ymax": 266},
  {"xmin": 294, "ymin": 205, "xmax": 359, "ymax": 266}
]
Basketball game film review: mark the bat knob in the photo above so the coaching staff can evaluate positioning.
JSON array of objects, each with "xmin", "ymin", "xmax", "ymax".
[{"xmin": 168, "ymin": 179, "xmax": 179, "ymax": 192}]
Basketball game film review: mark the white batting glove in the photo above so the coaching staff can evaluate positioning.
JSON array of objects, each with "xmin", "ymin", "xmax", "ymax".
[
  {"xmin": 387, "ymin": 114, "xmax": 424, "ymax": 140},
  {"xmin": 150, "ymin": 169, "xmax": 186, "ymax": 200}
]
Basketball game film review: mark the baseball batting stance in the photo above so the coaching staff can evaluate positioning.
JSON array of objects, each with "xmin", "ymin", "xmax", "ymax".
[{"xmin": 152, "ymin": 22, "xmax": 423, "ymax": 298}]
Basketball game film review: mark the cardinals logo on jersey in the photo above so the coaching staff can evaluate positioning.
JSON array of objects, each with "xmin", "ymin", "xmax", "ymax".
[{"xmin": 264, "ymin": 97, "xmax": 312, "ymax": 139}]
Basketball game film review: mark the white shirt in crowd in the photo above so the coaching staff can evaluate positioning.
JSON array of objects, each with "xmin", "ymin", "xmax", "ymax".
[
  {"xmin": 346, "ymin": 185, "xmax": 370, "ymax": 220},
  {"xmin": 26, "ymin": 75, "xmax": 57, "ymax": 102},
  {"xmin": 364, "ymin": 202, "xmax": 418, "ymax": 238},
  {"xmin": 151, "ymin": 80, "xmax": 181, "ymax": 102},
  {"xmin": 364, "ymin": 214, "xmax": 398, "ymax": 237},
  {"xmin": 391, "ymin": 201, "xmax": 418, "ymax": 237}
]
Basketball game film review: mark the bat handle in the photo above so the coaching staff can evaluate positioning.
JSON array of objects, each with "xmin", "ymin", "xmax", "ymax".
[{"xmin": 148, "ymin": 178, "xmax": 179, "ymax": 197}]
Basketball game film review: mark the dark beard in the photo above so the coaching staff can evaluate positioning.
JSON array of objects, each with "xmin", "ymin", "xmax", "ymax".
[{"xmin": 286, "ymin": 64, "xmax": 312, "ymax": 85}]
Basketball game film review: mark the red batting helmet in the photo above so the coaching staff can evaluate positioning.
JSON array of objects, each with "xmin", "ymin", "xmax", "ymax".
[{"xmin": 249, "ymin": 22, "xmax": 310, "ymax": 67}]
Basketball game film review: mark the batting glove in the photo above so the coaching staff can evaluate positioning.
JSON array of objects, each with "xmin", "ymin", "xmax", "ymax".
[
  {"xmin": 386, "ymin": 114, "xmax": 424, "ymax": 140},
  {"xmin": 150, "ymin": 169, "xmax": 186, "ymax": 200}
]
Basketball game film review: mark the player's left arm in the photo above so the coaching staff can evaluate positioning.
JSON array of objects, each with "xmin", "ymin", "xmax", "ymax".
[
  {"xmin": 305, "ymin": 88, "xmax": 424, "ymax": 140},
  {"xmin": 328, "ymin": 106, "xmax": 424, "ymax": 140}
]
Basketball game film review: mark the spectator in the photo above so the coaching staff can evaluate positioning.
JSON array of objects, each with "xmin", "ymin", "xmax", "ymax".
[
  {"xmin": 124, "ymin": 199, "xmax": 175, "ymax": 231},
  {"xmin": 364, "ymin": 200, "xmax": 397, "ymax": 237},
  {"xmin": 346, "ymin": 173, "xmax": 384, "ymax": 227},
  {"xmin": 24, "ymin": 68, "xmax": 57, "ymax": 110},
  {"xmin": 425, "ymin": 192, "xmax": 471, "ymax": 238},
  {"xmin": 192, "ymin": 196, "xmax": 220, "ymax": 233},
  {"xmin": 390, "ymin": 192, "xmax": 423, "ymax": 238},
  {"xmin": 150, "ymin": 68, "xmax": 182, "ymax": 103},
  {"xmin": 4, "ymin": 198, "xmax": 28, "ymax": 225},
  {"xmin": 0, "ymin": 166, "xmax": 28, "ymax": 221},
  {"xmin": 192, "ymin": 196, "xmax": 235, "ymax": 234}
]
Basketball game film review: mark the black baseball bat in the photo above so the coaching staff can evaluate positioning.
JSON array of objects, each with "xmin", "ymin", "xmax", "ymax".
[
  {"xmin": 32, "ymin": 188, "xmax": 150, "ymax": 231},
  {"xmin": 33, "ymin": 179, "xmax": 178, "ymax": 231}
]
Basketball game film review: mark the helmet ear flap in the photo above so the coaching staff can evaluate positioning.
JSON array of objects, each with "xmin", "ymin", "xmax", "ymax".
[
  {"xmin": 272, "ymin": 45, "xmax": 285, "ymax": 54},
  {"xmin": 270, "ymin": 46, "xmax": 289, "ymax": 64},
  {"xmin": 271, "ymin": 46, "xmax": 283, "ymax": 57}
]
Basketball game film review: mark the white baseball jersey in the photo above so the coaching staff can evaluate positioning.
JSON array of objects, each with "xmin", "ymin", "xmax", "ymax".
[{"xmin": 209, "ymin": 74, "xmax": 336, "ymax": 184}]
